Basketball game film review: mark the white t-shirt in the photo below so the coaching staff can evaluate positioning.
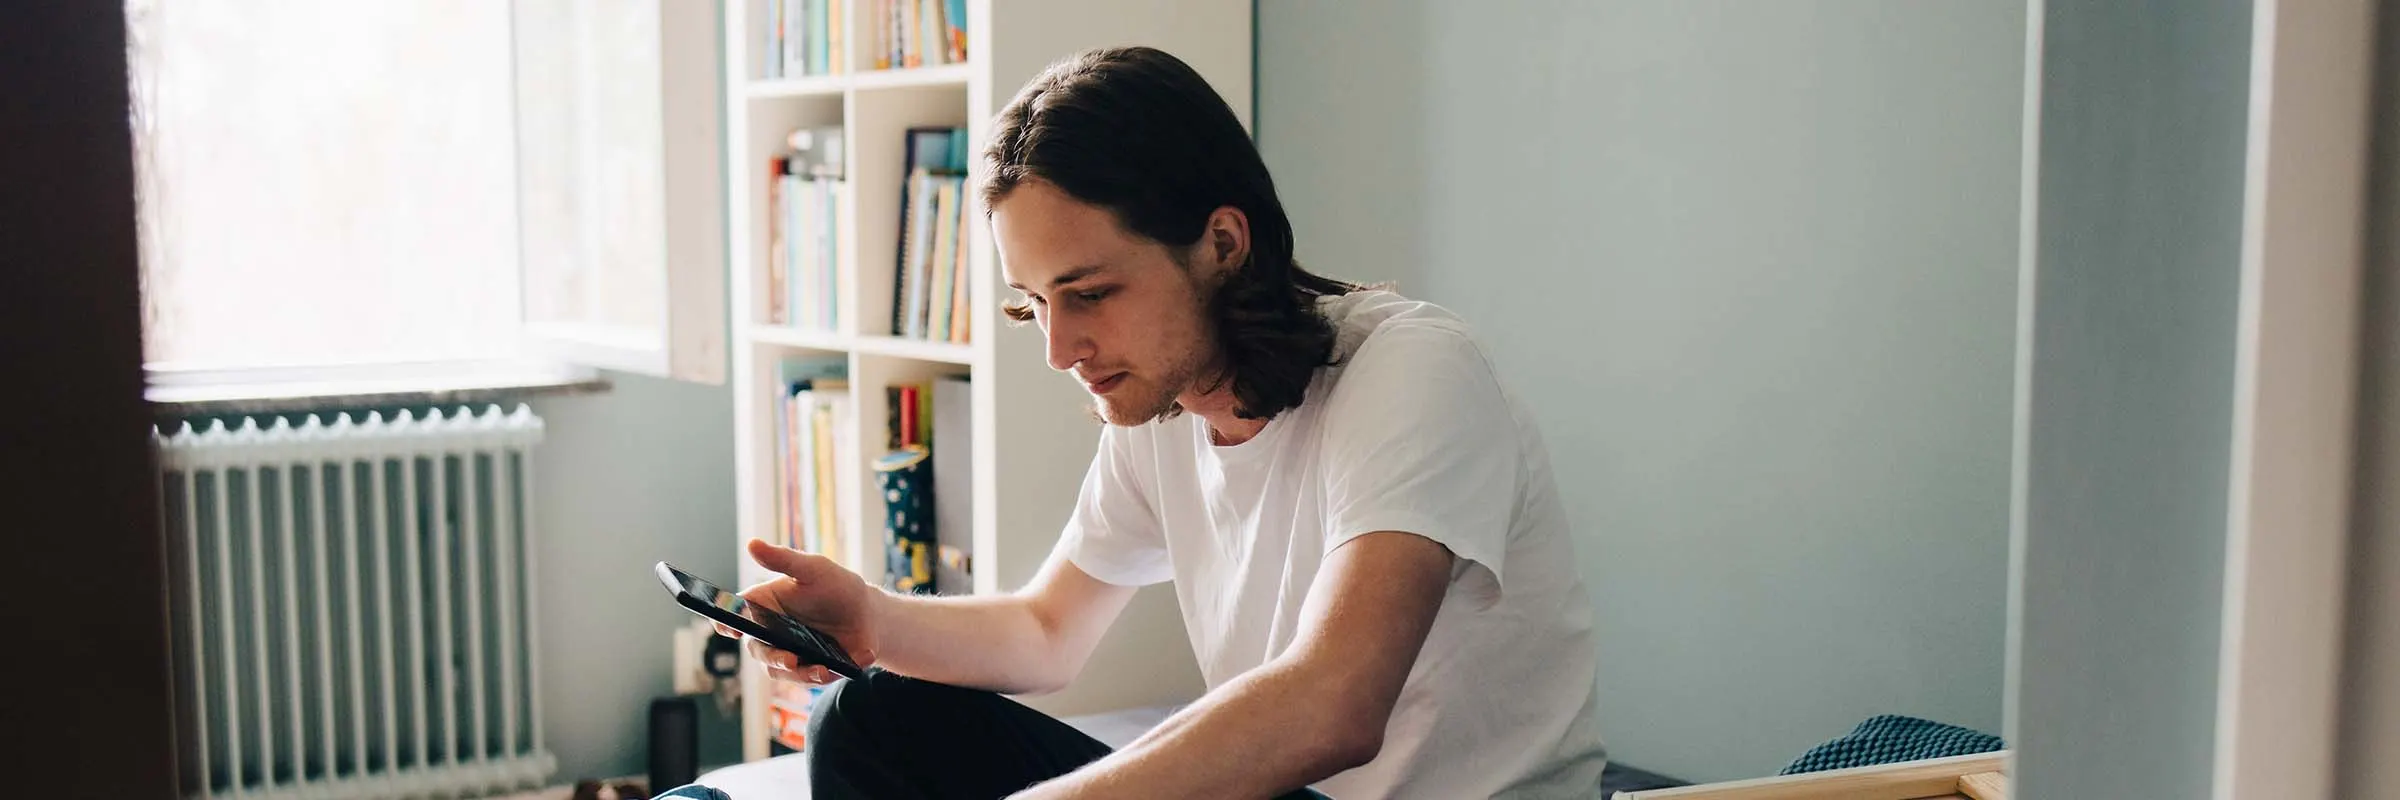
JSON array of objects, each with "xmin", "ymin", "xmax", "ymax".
[{"xmin": 1063, "ymin": 290, "xmax": 1608, "ymax": 799}]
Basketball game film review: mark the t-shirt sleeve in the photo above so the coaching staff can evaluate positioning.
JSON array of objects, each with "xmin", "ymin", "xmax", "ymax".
[
  {"xmin": 1319, "ymin": 321, "xmax": 1519, "ymax": 596},
  {"xmin": 1060, "ymin": 424, "xmax": 1173, "ymax": 586}
]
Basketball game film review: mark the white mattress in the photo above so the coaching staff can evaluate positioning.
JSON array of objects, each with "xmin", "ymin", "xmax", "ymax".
[{"xmin": 688, "ymin": 704, "xmax": 1181, "ymax": 798}]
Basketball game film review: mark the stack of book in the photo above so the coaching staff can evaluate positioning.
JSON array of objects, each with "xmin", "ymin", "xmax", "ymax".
[
  {"xmin": 769, "ymin": 683, "xmax": 827, "ymax": 753},
  {"xmin": 768, "ymin": 126, "xmax": 846, "ymax": 331},
  {"xmin": 774, "ymin": 356, "xmax": 855, "ymax": 565},
  {"xmin": 762, "ymin": 0, "xmax": 966, "ymax": 79},
  {"xmin": 874, "ymin": 376, "xmax": 972, "ymax": 595},
  {"xmin": 762, "ymin": 0, "xmax": 845, "ymax": 78},
  {"xmin": 891, "ymin": 126, "xmax": 971, "ymax": 342},
  {"xmin": 868, "ymin": 0, "xmax": 968, "ymax": 69}
]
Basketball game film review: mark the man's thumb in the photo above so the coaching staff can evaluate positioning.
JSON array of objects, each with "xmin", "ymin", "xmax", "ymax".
[{"xmin": 747, "ymin": 538, "xmax": 818, "ymax": 579}]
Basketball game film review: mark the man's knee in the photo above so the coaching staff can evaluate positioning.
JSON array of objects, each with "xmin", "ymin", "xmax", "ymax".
[{"xmin": 805, "ymin": 669, "xmax": 947, "ymax": 748}]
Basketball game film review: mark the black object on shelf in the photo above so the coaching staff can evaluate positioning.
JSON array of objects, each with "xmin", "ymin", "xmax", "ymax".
[
  {"xmin": 649, "ymin": 696, "xmax": 700, "ymax": 791},
  {"xmin": 703, "ymin": 633, "xmax": 743, "ymax": 679}
]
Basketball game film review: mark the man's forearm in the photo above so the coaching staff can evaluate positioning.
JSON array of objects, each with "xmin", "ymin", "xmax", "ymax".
[
  {"xmin": 867, "ymin": 590, "xmax": 1070, "ymax": 693},
  {"xmin": 1010, "ymin": 656, "xmax": 1379, "ymax": 800}
]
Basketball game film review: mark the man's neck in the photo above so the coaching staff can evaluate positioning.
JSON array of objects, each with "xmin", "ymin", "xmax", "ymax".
[
  {"xmin": 1202, "ymin": 414, "xmax": 1268, "ymax": 447},
  {"xmin": 1179, "ymin": 385, "xmax": 1268, "ymax": 446}
]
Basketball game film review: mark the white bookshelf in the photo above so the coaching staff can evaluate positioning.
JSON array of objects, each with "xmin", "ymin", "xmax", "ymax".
[{"xmin": 720, "ymin": 0, "xmax": 1251, "ymax": 760}]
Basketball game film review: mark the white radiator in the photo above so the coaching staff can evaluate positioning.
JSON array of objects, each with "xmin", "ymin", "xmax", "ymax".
[{"xmin": 155, "ymin": 405, "xmax": 558, "ymax": 799}]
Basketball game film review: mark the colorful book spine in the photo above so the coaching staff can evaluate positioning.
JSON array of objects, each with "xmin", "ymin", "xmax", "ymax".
[
  {"xmin": 900, "ymin": 0, "xmax": 919, "ymax": 68},
  {"xmin": 763, "ymin": 0, "xmax": 849, "ymax": 78},
  {"xmin": 927, "ymin": 177, "xmax": 959, "ymax": 342},
  {"xmin": 820, "ymin": 178, "xmax": 839, "ymax": 329},
  {"xmin": 889, "ymin": 127, "xmax": 969, "ymax": 340},
  {"xmin": 943, "ymin": 0, "xmax": 966, "ymax": 63},
  {"xmin": 827, "ymin": 0, "xmax": 844, "ymax": 74},
  {"xmin": 766, "ymin": 158, "xmax": 789, "ymax": 325},
  {"xmin": 948, "ymin": 185, "xmax": 971, "ymax": 343},
  {"xmin": 812, "ymin": 399, "xmax": 837, "ymax": 559},
  {"xmin": 764, "ymin": 0, "xmax": 784, "ymax": 79}
]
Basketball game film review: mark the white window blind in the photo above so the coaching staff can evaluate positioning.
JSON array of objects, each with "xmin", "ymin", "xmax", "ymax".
[
  {"xmin": 128, "ymin": 0, "xmax": 525, "ymax": 371},
  {"xmin": 127, "ymin": 0, "xmax": 723, "ymax": 384}
]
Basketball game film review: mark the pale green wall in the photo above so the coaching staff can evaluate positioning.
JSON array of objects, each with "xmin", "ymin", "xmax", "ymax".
[
  {"xmin": 1256, "ymin": 1, "xmax": 2023, "ymax": 781},
  {"xmin": 529, "ymin": 371, "xmax": 742, "ymax": 782}
]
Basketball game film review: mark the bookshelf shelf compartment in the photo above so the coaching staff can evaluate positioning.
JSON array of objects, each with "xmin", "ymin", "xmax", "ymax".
[
  {"xmin": 751, "ymin": 325, "xmax": 976, "ymax": 365},
  {"xmin": 746, "ymin": 63, "xmax": 972, "ymax": 99}
]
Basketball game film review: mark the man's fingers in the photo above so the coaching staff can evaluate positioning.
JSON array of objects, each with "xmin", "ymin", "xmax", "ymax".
[
  {"xmin": 744, "ymin": 636, "xmax": 777, "ymax": 660},
  {"xmin": 742, "ymin": 637, "xmax": 841, "ymax": 686},
  {"xmin": 745, "ymin": 538, "xmax": 819, "ymax": 579},
  {"xmin": 743, "ymin": 638, "xmax": 803, "ymax": 674}
]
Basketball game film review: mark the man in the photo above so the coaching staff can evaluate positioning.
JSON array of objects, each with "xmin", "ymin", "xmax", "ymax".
[{"xmin": 731, "ymin": 46, "xmax": 1605, "ymax": 799}]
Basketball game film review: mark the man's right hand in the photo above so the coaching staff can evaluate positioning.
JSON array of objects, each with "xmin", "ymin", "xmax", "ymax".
[{"xmin": 719, "ymin": 538, "xmax": 881, "ymax": 686}]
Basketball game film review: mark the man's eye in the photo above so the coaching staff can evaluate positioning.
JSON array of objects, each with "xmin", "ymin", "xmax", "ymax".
[{"xmin": 1075, "ymin": 290, "xmax": 1108, "ymax": 304}]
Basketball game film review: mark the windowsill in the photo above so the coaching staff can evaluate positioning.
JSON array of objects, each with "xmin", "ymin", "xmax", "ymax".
[{"xmin": 147, "ymin": 359, "xmax": 611, "ymax": 420}]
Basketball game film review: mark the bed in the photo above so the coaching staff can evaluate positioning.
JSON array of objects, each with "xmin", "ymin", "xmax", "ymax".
[{"xmin": 690, "ymin": 704, "xmax": 1688, "ymax": 798}]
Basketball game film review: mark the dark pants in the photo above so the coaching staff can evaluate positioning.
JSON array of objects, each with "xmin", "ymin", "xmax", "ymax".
[{"xmin": 805, "ymin": 669, "xmax": 1329, "ymax": 799}]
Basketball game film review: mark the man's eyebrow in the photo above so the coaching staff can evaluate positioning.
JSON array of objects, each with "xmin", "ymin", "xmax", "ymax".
[{"xmin": 1005, "ymin": 264, "xmax": 1107, "ymax": 292}]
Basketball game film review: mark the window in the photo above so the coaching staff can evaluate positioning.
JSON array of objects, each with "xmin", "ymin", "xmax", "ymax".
[{"xmin": 126, "ymin": 0, "xmax": 724, "ymax": 384}]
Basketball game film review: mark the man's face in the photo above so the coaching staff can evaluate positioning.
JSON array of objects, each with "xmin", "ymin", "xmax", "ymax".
[{"xmin": 994, "ymin": 180, "xmax": 1218, "ymax": 426}]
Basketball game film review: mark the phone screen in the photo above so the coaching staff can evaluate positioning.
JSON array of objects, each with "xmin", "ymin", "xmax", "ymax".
[{"xmin": 666, "ymin": 565, "xmax": 776, "ymax": 627}]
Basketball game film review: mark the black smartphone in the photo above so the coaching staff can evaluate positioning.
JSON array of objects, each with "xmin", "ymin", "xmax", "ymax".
[{"xmin": 654, "ymin": 561, "xmax": 867, "ymax": 681}]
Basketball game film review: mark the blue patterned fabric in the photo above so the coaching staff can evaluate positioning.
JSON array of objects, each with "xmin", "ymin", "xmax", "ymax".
[
  {"xmin": 875, "ymin": 445, "xmax": 937, "ymax": 594},
  {"xmin": 653, "ymin": 785, "xmax": 732, "ymax": 800},
  {"xmin": 1779, "ymin": 714, "xmax": 2004, "ymax": 775}
]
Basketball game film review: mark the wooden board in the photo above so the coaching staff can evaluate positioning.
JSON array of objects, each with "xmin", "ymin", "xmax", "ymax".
[{"xmin": 1956, "ymin": 771, "xmax": 2008, "ymax": 800}]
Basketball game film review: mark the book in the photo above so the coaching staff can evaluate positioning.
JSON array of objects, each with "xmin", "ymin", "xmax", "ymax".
[
  {"xmin": 915, "ymin": 0, "xmax": 936, "ymax": 66},
  {"xmin": 943, "ymin": 0, "xmax": 967, "ymax": 63},
  {"xmin": 765, "ymin": 157, "xmax": 789, "ymax": 325},
  {"xmin": 811, "ymin": 397, "xmax": 837, "ymax": 557},
  {"xmin": 947, "ymin": 183, "xmax": 971, "ymax": 343},
  {"xmin": 900, "ymin": 0, "xmax": 919, "ymax": 67},
  {"xmin": 883, "ymin": 381, "xmax": 931, "ymax": 450},
  {"xmin": 871, "ymin": 0, "xmax": 889, "ymax": 69},
  {"xmin": 772, "ymin": 126, "xmax": 844, "ymax": 331},
  {"xmin": 767, "ymin": 0, "xmax": 786, "ymax": 79},
  {"xmin": 787, "ymin": 172, "xmax": 816, "ymax": 329},
  {"xmin": 907, "ymin": 171, "xmax": 940, "ymax": 338},
  {"xmin": 931, "ymin": 375, "xmax": 973, "ymax": 591},
  {"xmin": 927, "ymin": 176, "xmax": 960, "ymax": 341},
  {"xmin": 775, "ymin": 356, "xmax": 846, "ymax": 553},
  {"xmin": 895, "ymin": 169, "xmax": 928, "ymax": 337},
  {"xmin": 808, "ymin": 0, "xmax": 827, "ymax": 76},
  {"xmin": 768, "ymin": 685, "xmax": 823, "ymax": 751},
  {"xmin": 782, "ymin": 0, "xmax": 802, "ymax": 77},
  {"xmin": 892, "ymin": 128, "xmax": 965, "ymax": 338},
  {"xmin": 792, "ymin": 385, "xmax": 817, "ymax": 552},
  {"xmin": 827, "ymin": 0, "xmax": 843, "ymax": 74},
  {"xmin": 829, "ymin": 392, "xmax": 858, "ymax": 572},
  {"xmin": 763, "ymin": 0, "xmax": 846, "ymax": 79}
]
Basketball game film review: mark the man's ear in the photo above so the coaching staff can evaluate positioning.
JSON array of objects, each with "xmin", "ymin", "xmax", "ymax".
[{"xmin": 1201, "ymin": 205, "xmax": 1251, "ymax": 276}]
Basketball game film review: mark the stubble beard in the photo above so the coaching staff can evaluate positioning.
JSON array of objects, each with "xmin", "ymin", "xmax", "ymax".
[
  {"xmin": 1087, "ymin": 343, "xmax": 1207, "ymax": 427},
  {"xmin": 1087, "ymin": 265, "xmax": 1223, "ymax": 428}
]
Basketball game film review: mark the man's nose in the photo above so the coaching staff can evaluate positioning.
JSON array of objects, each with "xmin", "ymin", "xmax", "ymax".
[{"xmin": 1044, "ymin": 314, "xmax": 1092, "ymax": 373}]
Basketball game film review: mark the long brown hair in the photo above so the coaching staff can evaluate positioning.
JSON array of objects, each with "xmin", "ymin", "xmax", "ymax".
[{"xmin": 985, "ymin": 46, "xmax": 1359, "ymax": 421}]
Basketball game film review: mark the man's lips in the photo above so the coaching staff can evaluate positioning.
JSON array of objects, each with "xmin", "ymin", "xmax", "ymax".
[{"xmin": 1082, "ymin": 372, "xmax": 1127, "ymax": 394}]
